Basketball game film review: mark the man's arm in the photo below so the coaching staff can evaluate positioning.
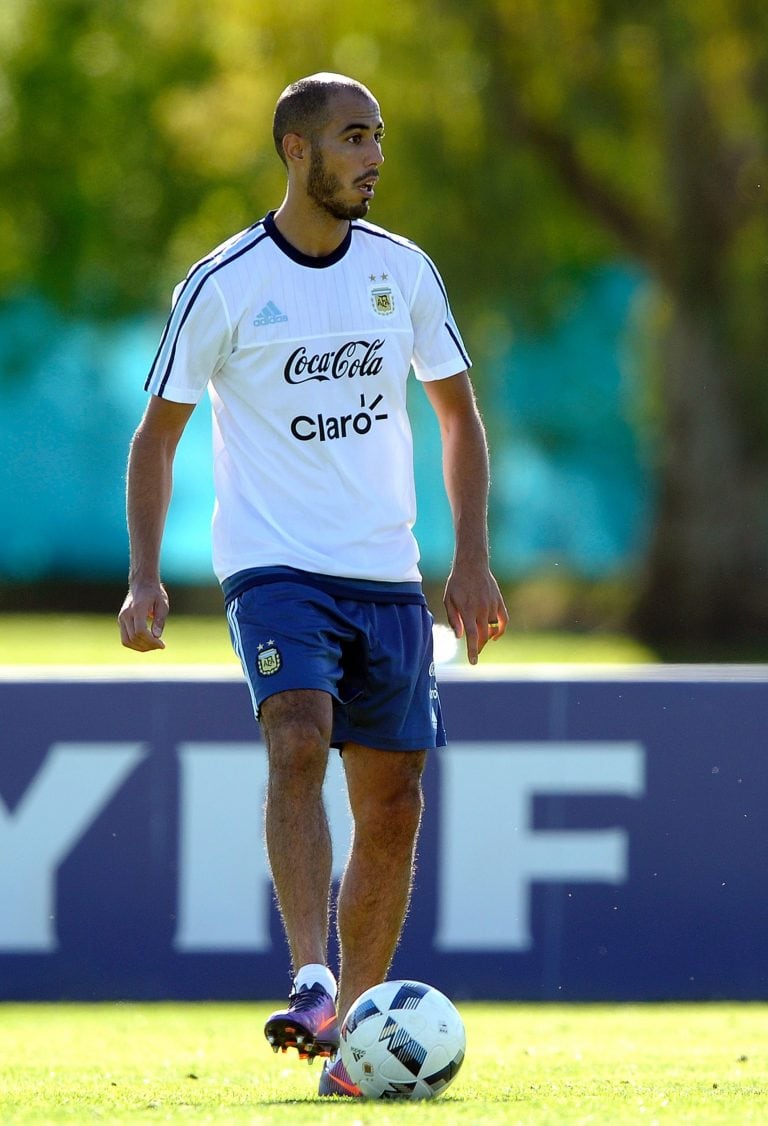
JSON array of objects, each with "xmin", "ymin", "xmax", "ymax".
[
  {"xmin": 118, "ymin": 396, "xmax": 195, "ymax": 652},
  {"xmin": 422, "ymin": 371, "xmax": 508, "ymax": 665}
]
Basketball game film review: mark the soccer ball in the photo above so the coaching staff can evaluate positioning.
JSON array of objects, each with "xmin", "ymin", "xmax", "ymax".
[{"xmin": 340, "ymin": 979, "xmax": 466, "ymax": 1101}]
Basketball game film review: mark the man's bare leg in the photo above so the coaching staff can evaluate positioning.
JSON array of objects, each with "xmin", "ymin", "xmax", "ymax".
[
  {"xmin": 260, "ymin": 689, "xmax": 335, "ymax": 971},
  {"xmin": 335, "ymin": 744, "xmax": 427, "ymax": 1023},
  {"xmin": 261, "ymin": 689, "xmax": 342, "ymax": 1059}
]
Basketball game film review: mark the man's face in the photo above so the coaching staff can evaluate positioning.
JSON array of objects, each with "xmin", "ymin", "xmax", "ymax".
[{"xmin": 305, "ymin": 91, "xmax": 385, "ymax": 220}]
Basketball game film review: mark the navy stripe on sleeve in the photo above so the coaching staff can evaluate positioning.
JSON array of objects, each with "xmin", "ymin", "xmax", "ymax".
[
  {"xmin": 445, "ymin": 321, "xmax": 471, "ymax": 369},
  {"xmin": 146, "ymin": 225, "xmax": 269, "ymax": 397}
]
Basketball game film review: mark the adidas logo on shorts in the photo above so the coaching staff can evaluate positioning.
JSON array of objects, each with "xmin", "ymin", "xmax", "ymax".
[{"xmin": 253, "ymin": 301, "xmax": 289, "ymax": 326}]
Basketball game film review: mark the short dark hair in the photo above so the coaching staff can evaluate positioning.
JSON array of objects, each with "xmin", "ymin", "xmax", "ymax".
[{"xmin": 273, "ymin": 72, "xmax": 373, "ymax": 166}]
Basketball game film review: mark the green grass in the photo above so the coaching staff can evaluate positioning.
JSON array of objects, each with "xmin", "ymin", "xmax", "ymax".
[
  {"xmin": 0, "ymin": 614, "xmax": 657, "ymax": 666},
  {"xmin": 0, "ymin": 1003, "xmax": 766, "ymax": 1122},
  {"xmin": 0, "ymin": 614, "xmax": 241, "ymax": 667}
]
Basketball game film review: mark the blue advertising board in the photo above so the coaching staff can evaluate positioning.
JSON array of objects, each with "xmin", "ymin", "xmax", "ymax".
[{"xmin": 1, "ymin": 668, "xmax": 766, "ymax": 1001}]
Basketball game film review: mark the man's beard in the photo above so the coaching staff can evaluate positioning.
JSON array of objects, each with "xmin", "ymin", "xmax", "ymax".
[{"xmin": 307, "ymin": 148, "xmax": 370, "ymax": 221}]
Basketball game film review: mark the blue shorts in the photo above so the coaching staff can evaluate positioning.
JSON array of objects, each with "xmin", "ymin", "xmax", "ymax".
[{"xmin": 225, "ymin": 578, "xmax": 446, "ymax": 752}]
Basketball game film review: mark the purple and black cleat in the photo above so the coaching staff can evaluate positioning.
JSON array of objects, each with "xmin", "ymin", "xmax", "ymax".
[{"xmin": 264, "ymin": 983, "xmax": 339, "ymax": 1062}]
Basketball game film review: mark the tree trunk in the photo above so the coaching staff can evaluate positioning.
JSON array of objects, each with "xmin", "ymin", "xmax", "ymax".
[{"xmin": 631, "ymin": 304, "xmax": 768, "ymax": 648}]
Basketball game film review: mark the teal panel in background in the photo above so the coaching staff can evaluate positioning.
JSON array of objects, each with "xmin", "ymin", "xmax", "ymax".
[{"xmin": 0, "ymin": 268, "xmax": 651, "ymax": 587}]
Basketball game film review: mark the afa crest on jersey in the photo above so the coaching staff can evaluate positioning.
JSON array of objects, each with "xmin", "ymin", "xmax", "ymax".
[
  {"xmin": 256, "ymin": 643, "xmax": 282, "ymax": 677},
  {"xmin": 371, "ymin": 286, "xmax": 395, "ymax": 315}
]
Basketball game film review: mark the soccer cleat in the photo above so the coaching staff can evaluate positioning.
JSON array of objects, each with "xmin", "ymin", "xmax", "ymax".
[
  {"xmin": 318, "ymin": 1055, "xmax": 362, "ymax": 1097},
  {"xmin": 264, "ymin": 983, "xmax": 339, "ymax": 1061}
]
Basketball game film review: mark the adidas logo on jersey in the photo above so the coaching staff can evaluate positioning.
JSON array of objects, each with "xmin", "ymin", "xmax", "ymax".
[{"xmin": 253, "ymin": 301, "xmax": 288, "ymax": 326}]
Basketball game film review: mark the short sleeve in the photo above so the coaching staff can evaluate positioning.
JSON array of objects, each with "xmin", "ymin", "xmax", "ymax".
[
  {"xmin": 144, "ymin": 273, "xmax": 232, "ymax": 402},
  {"xmin": 410, "ymin": 254, "xmax": 471, "ymax": 382}
]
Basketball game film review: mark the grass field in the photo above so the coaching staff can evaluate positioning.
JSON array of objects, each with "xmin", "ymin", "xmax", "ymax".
[
  {"xmin": 4, "ymin": 619, "xmax": 752, "ymax": 1124},
  {"xmin": 0, "ymin": 1002, "xmax": 766, "ymax": 1123},
  {"xmin": 0, "ymin": 614, "xmax": 657, "ymax": 666}
]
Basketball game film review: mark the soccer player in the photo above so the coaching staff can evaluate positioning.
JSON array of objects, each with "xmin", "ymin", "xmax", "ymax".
[{"xmin": 119, "ymin": 72, "xmax": 507, "ymax": 1097}]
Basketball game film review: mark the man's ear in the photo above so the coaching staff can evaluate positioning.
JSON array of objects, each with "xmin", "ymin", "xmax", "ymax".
[{"xmin": 282, "ymin": 132, "xmax": 306, "ymax": 165}]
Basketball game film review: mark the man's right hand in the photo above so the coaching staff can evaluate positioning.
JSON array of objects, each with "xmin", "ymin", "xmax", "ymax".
[{"xmin": 118, "ymin": 583, "xmax": 169, "ymax": 651}]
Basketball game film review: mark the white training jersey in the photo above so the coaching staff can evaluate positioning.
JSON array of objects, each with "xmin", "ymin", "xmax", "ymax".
[{"xmin": 145, "ymin": 211, "xmax": 471, "ymax": 584}]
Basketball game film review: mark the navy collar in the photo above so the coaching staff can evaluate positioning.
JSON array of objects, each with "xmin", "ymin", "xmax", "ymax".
[{"xmin": 264, "ymin": 210, "xmax": 352, "ymax": 268}]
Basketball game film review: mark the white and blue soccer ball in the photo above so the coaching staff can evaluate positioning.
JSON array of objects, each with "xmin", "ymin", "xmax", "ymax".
[{"xmin": 340, "ymin": 979, "xmax": 466, "ymax": 1101}]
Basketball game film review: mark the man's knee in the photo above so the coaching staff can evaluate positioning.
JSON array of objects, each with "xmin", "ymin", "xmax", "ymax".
[
  {"xmin": 261, "ymin": 690, "xmax": 333, "ymax": 782},
  {"xmin": 353, "ymin": 769, "xmax": 424, "ymax": 842}
]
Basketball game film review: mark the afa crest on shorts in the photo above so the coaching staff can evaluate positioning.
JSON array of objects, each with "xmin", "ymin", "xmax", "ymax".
[
  {"xmin": 371, "ymin": 286, "xmax": 395, "ymax": 316},
  {"xmin": 256, "ymin": 641, "xmax": 282, "ymax": 677}
]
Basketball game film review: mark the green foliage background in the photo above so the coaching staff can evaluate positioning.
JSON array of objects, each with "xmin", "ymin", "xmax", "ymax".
[
  {"xmin": 0, "ymin": 1, "xmax": 621, "ymax": 341},
  {"xmin": 3, "ymin": 0, "xmax": 768, "ymax": 643},
  {"xmin": 3, "ymin": 2, "xmax": 766, "ymax": 337}
]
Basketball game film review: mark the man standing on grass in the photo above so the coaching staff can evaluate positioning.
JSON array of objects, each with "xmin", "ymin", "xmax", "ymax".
[{"xmin": 119, "ymin": 72, "xmax": 507, "ymax": 1097}]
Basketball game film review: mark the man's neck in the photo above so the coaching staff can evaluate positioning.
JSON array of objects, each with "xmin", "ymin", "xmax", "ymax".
[{"xmin": 273, "ymin": 198, "xmax": 350, "ymax": 258}]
